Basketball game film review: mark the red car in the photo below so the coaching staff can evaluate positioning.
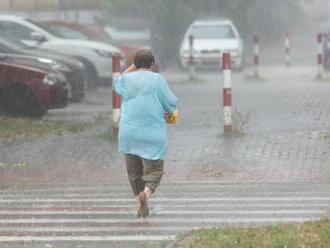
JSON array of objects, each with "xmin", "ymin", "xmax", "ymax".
[
  {"xmin": 42, "ymin": 20, "xmax": 114, "ymax": 45},
  {"xmin": 42, "ymin": 21, "xmax": 160, "ymax": 70},
  {"xmin": 42, "ymin": 21, "xmax": 137, "ymax": 66},
  {"xmin": 0, "ymin": 61, "xmax": 68, "ymax": 117}
]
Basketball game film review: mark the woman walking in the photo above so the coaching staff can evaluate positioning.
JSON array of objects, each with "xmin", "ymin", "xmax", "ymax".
[{"xmin": 114, "ymin": 49, "xmax": 178, "ymax": 218}]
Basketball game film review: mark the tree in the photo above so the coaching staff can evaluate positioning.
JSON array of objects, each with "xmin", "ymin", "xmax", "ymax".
[{"xmin": 105, "ymin": 0, "xmax": 304, "ymax": 64}]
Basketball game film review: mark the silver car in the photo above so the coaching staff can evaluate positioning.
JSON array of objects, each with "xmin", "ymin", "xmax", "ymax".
[{"xmin": 180, "ymin": 19, "xmax": 243, "ymax": 70}]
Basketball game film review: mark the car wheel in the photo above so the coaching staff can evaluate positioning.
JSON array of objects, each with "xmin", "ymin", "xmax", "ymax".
[
  {"xmin": 75, "ymin": 57, "xmax": 99, "ymax": 89},
  {"xmin": 0, "ymin": 84, "xmax": 46, "ymax": 118}
]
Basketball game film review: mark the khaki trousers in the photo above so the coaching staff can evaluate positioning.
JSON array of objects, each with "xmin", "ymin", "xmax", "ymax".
[{"xmin": 125, "ymin": 154, "xmax": 164, "ymax": 196}]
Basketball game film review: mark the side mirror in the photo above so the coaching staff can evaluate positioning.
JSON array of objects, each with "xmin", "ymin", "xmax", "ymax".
[{"xmin": 31, "ymin": 32, "xmax": 46, "ymax": 43}]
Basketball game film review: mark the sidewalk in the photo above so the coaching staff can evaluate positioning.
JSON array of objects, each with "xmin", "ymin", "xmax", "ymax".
[
  {"xmin": 162, "ymin": 67, "xmax": 330, "ymax": 183},
  {"xmin": 0, "ymin": 66, "xmax": 329, "ymax": 184}
]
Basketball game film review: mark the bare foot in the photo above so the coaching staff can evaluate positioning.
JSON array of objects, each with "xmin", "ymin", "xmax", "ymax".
[{"xmin": 137, "ymin": 192, "xmax": 149, "ymax": 218}]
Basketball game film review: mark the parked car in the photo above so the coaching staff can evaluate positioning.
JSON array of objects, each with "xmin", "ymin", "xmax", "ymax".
[
  {"xmin": 0, "ymin": 15, "xmax": 124, "ymax": 86},
  {"xmin": 179, "ymin": 19, "xmax": 244, "ymax": 70},
  {"xmin": 0, "ymin": 37, "xmax": 87, "ymax": 102},
  {"xmin": 0, "ymin": 61, "xmax": 68, "ymax": 117},
  {"xmin": 105, "ymin": 25, "xmax": 152, "ymax": 65},
  {"xmin": 41, "ymin": 21, "xmax": 129, "ymax": 68},
  {"xmin": 42, "ymin": 21, "xmax": 113, "ymax": 44}
]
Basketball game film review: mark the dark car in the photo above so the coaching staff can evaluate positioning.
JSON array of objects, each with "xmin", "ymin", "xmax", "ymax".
[
  {"xmin": 0, "ymin": 37, "xmax": 87, "ymax": 101},
  {"xmin": 0, "ymin": 61, "xmax": 68, "ymax": 117}
]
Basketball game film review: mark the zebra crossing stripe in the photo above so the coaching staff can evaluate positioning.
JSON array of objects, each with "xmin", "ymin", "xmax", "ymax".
[
  {"xmin": 0, "ymin": 217, "xmax": 320, "ymax": 224},
  {"xmin": 0, "ymin": 236, "xmax": 176, "ymax": 242},
  {"xmin": 0, "ymin": 196, "xmax": 329, "ymax": 203},
  {"xmin": 5, "ymin": 181, "xmax": 326, "ymax": 191},
  {"xmin": 1, "ymin": 191, "xmax": 330, "ymax": 197},
  {"xmin": 0, "ymin": 209, "xmax": 324, "ymax": 215}
]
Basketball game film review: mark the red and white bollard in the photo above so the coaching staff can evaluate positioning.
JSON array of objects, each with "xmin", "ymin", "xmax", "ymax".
[
  {"xmin": 222, "ymin": 53, "xmax": 232, "ymax": 134},
  {"xmin": 253, "ymin": 35, "xmax": 260, "ymax": 78},
  {"xmin": 284, "ymin": 32, "xmax": 291, "ymax": 67},
  {"xmin": 112, "ymin": 54, "xmax": 121, "ymax": 137},
  {"xmin": 189, "ymin": 34, "xmax": 195, "ymax": 81},
  {"xmin": 317, "ymin": 33, "xmax": 324, "ymax": 79}
]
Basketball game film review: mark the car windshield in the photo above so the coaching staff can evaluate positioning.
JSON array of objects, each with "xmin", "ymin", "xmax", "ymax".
[
  {"xmin": 27, "ymin": 20, "xmax": 88, "ymax": 40},
  {"xmin": 44, "ymin": 25, "xmax": 89, "ymax": 40},
  {"xmin": 190, "ymin": 24, "xmax": 236, "ymax": 39}
]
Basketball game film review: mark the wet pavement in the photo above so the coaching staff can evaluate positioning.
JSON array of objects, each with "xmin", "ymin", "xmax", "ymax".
[
  {"xmin": 0, "ymin": 64, "xmax": 330, "ymax": 247},
  {"xmin": 3, "ymin": 65, "xmax": 330, "ymax": 183}
]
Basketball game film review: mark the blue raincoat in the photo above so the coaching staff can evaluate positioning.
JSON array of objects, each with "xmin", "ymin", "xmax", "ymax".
[{"xmin": 115, "ymin": 70, "xmax": 178, "ymax": 160}]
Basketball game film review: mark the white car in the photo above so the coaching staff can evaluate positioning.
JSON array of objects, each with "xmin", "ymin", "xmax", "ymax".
[
  {"xmin": 180, "ymin": 19, "xmax": 243, "ymax": 70},
  {"xmin": 0, "ymin": 15, "xmax": 124, "ymax": 85}
]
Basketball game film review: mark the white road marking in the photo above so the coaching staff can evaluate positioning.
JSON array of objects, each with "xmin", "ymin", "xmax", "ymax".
[
  {"xmin": 0, "ymin": 197, "xmax": 329, "ymax": 203},
  {"xmin": 0, "ymin": 226, "xmax": 225, "ymax": 232},
  {"xmin": 0, "ymin": 210, "xmax": 324, "ymax": 215},
  {"xmin": 0, "ymin": 236, "xmax": 176, "ymax": 242},
  {"xmin": 2, "ymin": 191, "xmax": 330, "ymax": 197},
  {"xmin": 1, "ymin": 203, "xmax": 327, "ymax": 208},
  {"xmin": 0, "ymin": 217, "xmax": 320, "ymax": 224},
  {"xmin": 4, "ymin": 182, "xmax": 327, "ymax": 192}
]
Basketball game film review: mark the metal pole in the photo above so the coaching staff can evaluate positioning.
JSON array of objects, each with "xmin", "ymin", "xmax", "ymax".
[
  {"xmin": 253, "ymin": 35, "xmax": 260, "ymax": 78},
  {"xmin": 189, "ymin": 34, "xmax": 195, "ymax": 81},
  {"xmin": 285, "ymin": 32, "xmax": 291, "ymax": 67},
  {"xmin": 222, "ymin": 53, "xmax": 232, "ymax": 134},
  {"xmin": 112, "ymin": 54, "xmax": 121, "ymax": 138},
  {"xmin": 317, "ymin": 33, "xmax": 324, "ymax": 79}
]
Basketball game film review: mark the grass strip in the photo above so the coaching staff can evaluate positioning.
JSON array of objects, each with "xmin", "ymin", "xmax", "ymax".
[
  {"xmin": 170, "ymin": 219, "xmax": 330, "ymax": 248},
  {"xmin": 0, "ymin": 117, "xmax": 91, "ymax": 140}
]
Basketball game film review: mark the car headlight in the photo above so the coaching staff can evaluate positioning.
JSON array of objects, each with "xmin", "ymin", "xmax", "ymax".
[
  {"xmin": 52, "ymin": 63, "xmax": 71, "ymax": 72},
  {"xmin": 43, "ymin": 75, "xmax": 58, "ymax": 86},
  {"xmin": 94, "ymin": 49, "xmax": 113, "ymax": 58},
  {"xmin": 37, "ymin": 58, "xmax": 71, "ymax": 72}
]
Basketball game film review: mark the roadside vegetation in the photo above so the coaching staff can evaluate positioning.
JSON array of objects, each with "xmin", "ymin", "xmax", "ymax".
[
  {"xmin": 169, "ymin": 220, "xmax": 330, "ymax": 248},
  {"xmin": 0, "ymin": 117, "xmax": 92, "ymax": 140},
  {"xmin": 320, "ymin": 131, "xmax": 330, "ymax": 139}
]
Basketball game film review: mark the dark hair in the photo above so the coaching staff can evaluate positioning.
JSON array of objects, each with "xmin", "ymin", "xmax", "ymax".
[{"xmin": 133, "ymin": 49, "xmax": 155, "ymax": 69}]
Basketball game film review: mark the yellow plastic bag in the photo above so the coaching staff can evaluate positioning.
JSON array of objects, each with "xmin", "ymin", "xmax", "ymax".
[{"xmin": 165, "ymin": 111, "xmax": 178, "ymax": 124}]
